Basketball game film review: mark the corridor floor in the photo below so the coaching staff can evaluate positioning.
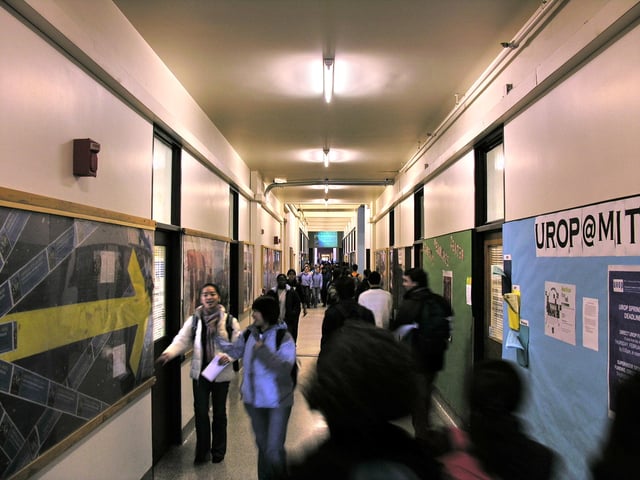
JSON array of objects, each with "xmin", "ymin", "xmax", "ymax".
[{"xmin": 151, "ymin": 305, "xmax": 449, "ymax": 480}]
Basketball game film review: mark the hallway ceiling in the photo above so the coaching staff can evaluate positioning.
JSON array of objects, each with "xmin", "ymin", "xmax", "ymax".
[{"xmin": 113, "ymin": 0, "xmax": 541, "ymax": 232}]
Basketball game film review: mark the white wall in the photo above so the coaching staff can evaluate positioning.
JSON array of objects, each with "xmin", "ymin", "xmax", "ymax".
[
  {"xmin": 0, "ymin": 8, "xmax": 152, "ymax": 218},
  {"xmin": 6, "ymin": 0, "xmax": 253, "ymax": 200},
  {"xmin": 374, "ymin": 213, "xmax": 389, "ymax": 250},
  {"xmin": 376, "ymin": 0, "xmax": 639, "ymax": 222},
  {"xmin": 424, "ymin": 150, "xmax": 475, "ymax": 239},
  {"xmin": 34, "ymin": 392, "xmax": 152, "ymax": 480},
  {"xmin": 396, "ymin": 195, "xmax": 415, "ymax": 247},
  {"xmin": 181, "ymin": 150, "xmax": 230, "ymax": 237},
  {"xmin": 505, "ymin": 21, "xmax": 640, "ymax": 220},
  {"xmin": 238, "ymin": 194, "xmax": 250, "ymax": 241}
]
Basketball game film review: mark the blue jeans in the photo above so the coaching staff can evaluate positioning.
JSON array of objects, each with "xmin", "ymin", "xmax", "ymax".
[
  {"xmin": 244, "ymin": 403, "xmax": 292, "ymax": 480},
  {"xmin": 192, "ymin": 379, "xmax": 230, "ymax": 459}
]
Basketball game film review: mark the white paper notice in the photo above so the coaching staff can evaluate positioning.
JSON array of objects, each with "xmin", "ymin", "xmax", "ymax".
[
  {"xmin": 99, "ymin": 250, "xmax": 116, "ymax": 283},
  {"xmin": 544, "ymin": 281, "xmax": 576, "ymax": 345},
  {"xmin": 201, "ymin": 354, "xmax": 226, "ymax": 381},
  {"xmin": 582, "ymin": 297, "xmax": 599, "ymax": 351},
  {"xmin": 112, "ymin": 344, "xmax": 127, "ymax": 377}
]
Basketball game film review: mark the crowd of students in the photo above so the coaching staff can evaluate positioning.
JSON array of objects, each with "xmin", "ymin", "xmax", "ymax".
[{"xmin": 157, "ymin": 264, "xmax": 639, "ymax": 480}]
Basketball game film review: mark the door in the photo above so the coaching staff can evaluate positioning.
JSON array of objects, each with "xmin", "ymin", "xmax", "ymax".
[
  {"xmin": 151, "ymin": 229, "xmax": 182, "ymax": 464},
  {"xmin": 483, "ymin": 233, "xmax": 504, "ymax": 360}
]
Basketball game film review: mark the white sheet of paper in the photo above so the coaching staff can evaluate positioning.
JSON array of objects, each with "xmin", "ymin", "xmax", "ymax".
[
  {"xmin": 201, "ymin": 354, "xmax": 226, "ymax": 381},
  {"xmin": 582, "ymin": 297, "xmax": 599, "ymax": 351}
]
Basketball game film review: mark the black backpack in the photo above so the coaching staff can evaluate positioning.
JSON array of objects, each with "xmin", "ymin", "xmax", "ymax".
[
  {"xmin": 243, "ymin": 328, "xmax": 298, "ymax": 387},
  {"xmin": 413, "ymin": 291, "xmax": 453, "ymax": 372}
]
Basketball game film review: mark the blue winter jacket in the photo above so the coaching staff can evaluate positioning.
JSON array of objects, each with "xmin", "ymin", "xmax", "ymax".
[{"xmin": 220, "ymin": 322, "xmax": 296, "ymax": 408}]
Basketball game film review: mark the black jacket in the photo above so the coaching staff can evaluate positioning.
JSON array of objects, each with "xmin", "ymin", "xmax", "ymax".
[
  {"xmin": 320, "ymin": 299, "xmax": 375, "ymax": 350},
  {"xmin": 286, "ymin": 422, "xmax": 443, "ymax": 480},
  {"xmin": 394, "ymin": 286, "xmax": 452, "ymax": 373}
]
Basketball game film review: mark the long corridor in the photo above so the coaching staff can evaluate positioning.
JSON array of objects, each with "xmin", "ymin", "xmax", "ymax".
[{"xmin": 151, "ymin": 305, "xmax": 449, "ymax": 480}]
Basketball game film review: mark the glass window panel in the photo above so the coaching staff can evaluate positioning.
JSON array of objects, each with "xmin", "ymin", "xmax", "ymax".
[
  {"xmin": 485, "ymin": 143, "xmax": 505, "ymax": 222},
  {"xmin": 152, "ymin": 137, "xmax": 173, "ymax": 224}
]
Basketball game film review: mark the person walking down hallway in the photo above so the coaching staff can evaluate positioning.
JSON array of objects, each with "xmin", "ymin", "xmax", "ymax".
[
  {"xmin": 286, "ymin": 269, "xmax": 307, "ymax": 318},
  {"xmin": 287, "ymin": 322, "xmax": 443, "ymax": 480},
  {"xmin": 320, "ymin": 275, "xmax": 375, "ymax": 354},
  {"xmin": 156, "ymin": 283, "xmax": 240, "ymax": 464},
  {"xmin": 464, "ymin": 359, "xmax": 557, "ymax": 480},
  {"xmin": 392, "ymin": 268, "xmax": 452, "ymax": 443},
  {"xmin": 267, "ymin": 273, "xmax": 303, "ymax": 342},
  {"xmin": 217, "ymin": 295, "xmax": 296, "ymax": 480},
  {"xmin": 299, "ymin": 264, "xmax": 313, "ymax": 309},
  {"xmin": 358, "ymin": 271, "xmax": 392, "ymax": 329},
  {"xmin": 310, "ymin": 264, "xmax": 323, "ymax": 308},
  {"xmin": 590, "ymin": 370, "xmax": 640, "ymax": 479}
]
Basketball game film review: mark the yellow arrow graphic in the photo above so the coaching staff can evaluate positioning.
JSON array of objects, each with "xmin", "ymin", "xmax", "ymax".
[{"xmin": 0, "ymin": 250, "xmax": 151, "ymax": 375}]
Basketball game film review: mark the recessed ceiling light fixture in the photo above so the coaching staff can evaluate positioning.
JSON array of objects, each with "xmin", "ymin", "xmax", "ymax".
[
  {"xmin": 323, "ymin": 58, "xmax": 334, "ymax": 103},
  {"xmin": 323, "ymin": 148, "xmax": 330, "ymax": 168}
]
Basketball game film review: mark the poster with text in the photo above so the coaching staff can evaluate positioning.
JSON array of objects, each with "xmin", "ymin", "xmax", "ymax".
[
  {"xmin": 544, "ymin": 281, "xmax": 576, "ymax": 345},
  {"xmin": 608, "ymin": 266, "xmax": 640, "ymax": 411}
]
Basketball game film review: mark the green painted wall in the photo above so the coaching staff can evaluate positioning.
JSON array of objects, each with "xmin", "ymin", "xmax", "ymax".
[{"xmin": 423, "ymin": 230, "xmax": 473, "ymax": 419}]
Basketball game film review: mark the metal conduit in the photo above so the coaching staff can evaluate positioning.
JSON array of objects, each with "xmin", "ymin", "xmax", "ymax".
[{"xmin": 264, "ymin": 178, "xmax": 393, "ymax": 196}]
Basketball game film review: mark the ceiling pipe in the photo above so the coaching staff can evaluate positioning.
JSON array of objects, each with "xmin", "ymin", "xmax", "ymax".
[
  {"xmin": 399, "ymin": 0, "xmax": 566, "ymax": 175},
  {"xmin": 264, "ymin": 178, "xmax": 393, "ymax": 196}
]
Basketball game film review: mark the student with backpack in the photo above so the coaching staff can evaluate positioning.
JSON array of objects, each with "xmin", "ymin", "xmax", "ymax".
[
  {"xmin": 156, "ymin": 283, "xmax": 241, "ymax": 464},
  {"xmin": 286, "ymin": 322, "xmax": 443, "ymax": 480},
  {"xmin": 392, "ymin": 268, "xmax": 453, "ymax": 443},
  {"xmin": 320, "ymin": 275, "xmax": 375, "ymax": 355},
  {"xmin": 216, "ymin": 295, "xmax": 296, "ymax": 480}
]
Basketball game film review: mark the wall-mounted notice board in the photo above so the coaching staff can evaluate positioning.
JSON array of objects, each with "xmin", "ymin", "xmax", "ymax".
[
  {"xmin": 0, "ymin": 193, "xmax": 154, "ymax": 478},
  {"xmin": 182, "ymin": 230, "xmax": 231, "ymax": 324}
]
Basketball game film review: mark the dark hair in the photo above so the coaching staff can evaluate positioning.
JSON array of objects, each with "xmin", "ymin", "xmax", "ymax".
[
  {"xmin": 351, "ymin": 264, "xmax": 358, "ymax": 272},
  {"xmin": 304, "ymin": 322, "xmax": 416, "ymax": 429},
  {"xmin": 287, "ymin": 269, "xmax": 297, "ymax": 276},
  {"xmin": 251, "ymin": 295, "xmax": 280, "ymax": 325},
  {"xmin": 335, "ymin": 275, "xmax": 356, "ymax": 300},
  {"xmin": 469, "ymin": 359, "xmax": 523, "ymax": 415},
  {"xmin": 404, "ymin": 268, "xmax": 428, "ymax": 288},
  {"xmin": 591, "ymin": 371, "xmax": 640, "ymax": 479},
  {"xmin": 276, "ymin": 273, "xmax": 287, "ymax": 282},
  {"xmin": 368, "ymin": 271, "xmax": 382, "ymax": 285},
  {"xmin": 199, "ymin": 283, "xmax": 219, "ymax": 296}
]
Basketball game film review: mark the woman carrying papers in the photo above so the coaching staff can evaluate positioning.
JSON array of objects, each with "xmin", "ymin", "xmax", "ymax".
[{"xmin": 156, "ymin": 283, "xmax": 240, "ymax": 464}]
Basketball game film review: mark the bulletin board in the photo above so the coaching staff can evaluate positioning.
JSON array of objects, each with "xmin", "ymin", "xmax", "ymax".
[
  {"xmin": 503, "ymin": 195, "xmax": 640, "ymax": 478},
  {"xmin": 182, "ymin": 231, "xmax": 230, "ymax": 322},
  {"xmin": 0, "ymin": 199, "xmax": 154, "ymax": 478},
  {"xmin": 261, "ymin": 247, "xmax": 281, "ymax": 293},
  {"xmin": 423, "ymin": 230, "xmax": 473, "ymax": 417},
  {"xmin": 241, "ymin": 243, "xmax": 255, "ymax": 313},
  {"xmin": 373, "ymin": 249, "xmax": 388, "ymax": 289}
]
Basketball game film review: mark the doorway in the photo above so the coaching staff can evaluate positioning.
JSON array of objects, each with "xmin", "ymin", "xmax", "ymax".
[
  {"xmin": 483, "ymin": 232, "xmax": 504, "ymax": 360},
  {"xmin": 151, "ymin": 228, "xmax": 182, "ymax": 464}
]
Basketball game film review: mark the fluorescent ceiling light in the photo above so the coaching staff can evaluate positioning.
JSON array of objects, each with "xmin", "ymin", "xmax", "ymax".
[
  {"xmin": 323, "ymin": 148, "xmax": 330, "ymax": 168},
  {"xmin": 323, "ymin": 58, "xmax": 334, "ymax": 103}
]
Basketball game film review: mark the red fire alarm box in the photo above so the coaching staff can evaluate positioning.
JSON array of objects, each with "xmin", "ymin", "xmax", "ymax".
[{"xmin": 73, "ymin": 138, "xmax": 100, "ymax": 177}]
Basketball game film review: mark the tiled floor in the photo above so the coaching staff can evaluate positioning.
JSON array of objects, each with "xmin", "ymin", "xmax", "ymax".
[{"xmin": 151, "ymin": 306, "xmax": 448, "ymax": 480}]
